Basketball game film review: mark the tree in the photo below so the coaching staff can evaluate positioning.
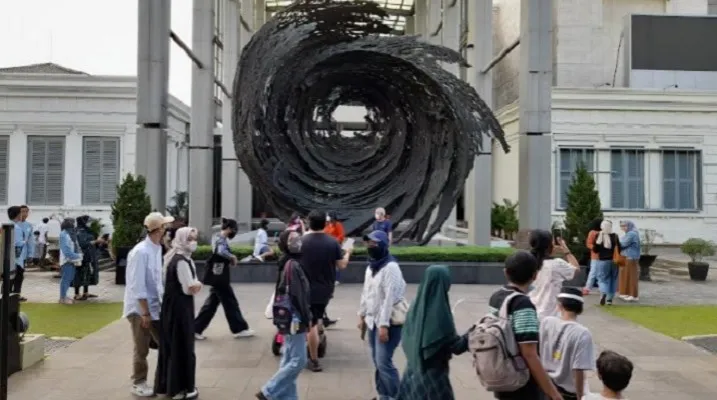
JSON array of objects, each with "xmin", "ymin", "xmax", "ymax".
[
  {"xmin": 111, "ymin": 174, "xmax": 152, "ymax": 253},
  {"xmin": 166, "ymin": 191, "xmax": 189, "ymax": 221},
  {"xmin": 564, "ymin": 163, "xmax": 602, "ymax": 264}
]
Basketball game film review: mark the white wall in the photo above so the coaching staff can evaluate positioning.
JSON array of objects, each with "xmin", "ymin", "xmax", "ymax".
[
  {"xmin": 0, "ymin": 73, "xmax": 190, "ymax": 231},
  {"xmin": 493, "ymin": 87, "xmax": 717, "ymax": 244}
]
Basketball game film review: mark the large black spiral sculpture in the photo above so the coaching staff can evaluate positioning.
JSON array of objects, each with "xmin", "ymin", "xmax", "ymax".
[{"xmin": 233, "ymin": 0, "xmax": 509, "ymax": 244}]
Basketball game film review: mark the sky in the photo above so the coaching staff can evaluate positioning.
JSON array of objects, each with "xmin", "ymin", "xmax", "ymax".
[{"xmin": 1, "ymin": 0, "xmax": 195, "ymax": 105}]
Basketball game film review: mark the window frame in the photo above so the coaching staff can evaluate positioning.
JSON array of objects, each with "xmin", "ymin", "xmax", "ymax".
[
  {"xmin": 81, "ymin": 136, "xmax": 121, "ymax": 206},
  {"xmin": 660, "ymin": 148, "xmax": 703, "ymax": 212},
  {"xmin": 26, "ymin": 135, "xmax": 65, "ymax": 206},
  {"xmin": 555, "ymin": 147, "xmax": 596, "ymax": 210},
  {"xmin": 0, "ymin": 136, "xmax": 8, "ymax": 205},
  {"xmin": 608, "ymin": 147, "xmax": 646, "ymax": 211}
]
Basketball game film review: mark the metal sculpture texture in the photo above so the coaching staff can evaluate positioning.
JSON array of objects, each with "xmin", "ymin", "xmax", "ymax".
[{"xmin": 233, "ymin": 0, "xmax": 509, "ymax": 244}]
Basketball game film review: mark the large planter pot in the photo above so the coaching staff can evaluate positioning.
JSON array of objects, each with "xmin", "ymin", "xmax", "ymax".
[
  {"xmin": 687, "ymin": 261, "xmax": 710, "ymax": 281},
  {"xmin": 114, "ymin": 247, "xmax": 132, "ymax": 285},
  {"xmin": 638, "ymin": 254, "xmax": 657, "ymax": 281}
]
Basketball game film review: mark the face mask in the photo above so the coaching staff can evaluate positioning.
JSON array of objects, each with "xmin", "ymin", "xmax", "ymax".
[
  {"xmin": 367, "ymin": 246, "xmax": 384, "ymax": 260},
  {"xmin": 527, "ymin": 284, "xmax": 535, "ymax": 293},
  {"xmin": 188, "ymin": 242, "xmax": 198, "ymax": 252},
  {"xmin": 227, "ymin": 231, "xmax": 237, "ymax": 239}
]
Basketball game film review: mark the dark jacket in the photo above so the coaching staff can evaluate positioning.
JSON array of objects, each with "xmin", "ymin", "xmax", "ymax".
[
  {"xmin": 592, "ymin": 233, "xmax": 621, "ymax": 261},
  {"xmin": 278, "ymin": 259, "xmax": 312, "ymax": 333}
]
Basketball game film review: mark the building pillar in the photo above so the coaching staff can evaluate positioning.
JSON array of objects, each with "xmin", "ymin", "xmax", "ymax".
[
  {"xmin": 136, "ymin": 0, "xmax": 170, "ymax": 212},
  {"xmin": 414, "ymin": 0, "xmax": 427, "ymax": 37},
  {"xmin": 464, "ymin": 0, "xmax": 493, "ymax": 246},
  {"xmin": 427, "ymin": 0, "xmax": 442, "ymax": 45},
  {"xmin": 221, "ymin": 0, "xmax": 239, "ymax": 220},
  {"xmin": 189, "ymin": 0, "xmax": 216, "ymax": 236},
  {"xmin": 235, "ymin": 0, "xmax": 254, "ymax": 231},
  {"xmin": 441, "ymin": 0, "xmax": 461, "ymax": 234},
  {"xmin": 7, "ymin": 129, "xmax": 27, "ymax": 206},
  {"xmin": 63, "ymin": 129, "xmax": 82, "ymax": 206},
  {"xmin": 518, "ymin": 0, "xmax": 553, "ymax": 231}
]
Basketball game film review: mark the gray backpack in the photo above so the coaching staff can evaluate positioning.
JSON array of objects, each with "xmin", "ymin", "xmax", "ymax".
[{"xmin": 469, "ymin": 292, "xmax": 530, "ymax": 392}]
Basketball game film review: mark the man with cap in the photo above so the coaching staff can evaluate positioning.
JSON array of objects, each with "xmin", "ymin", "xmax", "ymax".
[
  {"xmin": 539, "ymin": 286, "xmax": 596, "ymax": 400},
  {"xmin": 122, "ymin": 212, "xmax": 174, "ymax": 397}
]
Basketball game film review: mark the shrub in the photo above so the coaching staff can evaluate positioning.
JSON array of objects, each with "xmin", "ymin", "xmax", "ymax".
[
  {"xmin": 680, "ymin": 238, "xmax": 716, "ymax": 263},
  {"xmin": 564, "ymin": 163, "xmax": 602, "ymax": 263},
  {"xmin": 89, "ymin": 219, "xmax": 104, "ymax": 238},
  {"xmin": 491, "ymin": 199, "xmax": 519, "ymax": 240},
  {"xmin": 640, "ymin": 228, "xmax": 663, "ymax": 256},
  {"xmin": 192, "ymin": 245, "xmax": 514, "ymax": 263},
  {"xmin": 166, "ymin": 191, "xmax": 189, "ymax": 220},
  {"xmin": 111, "ymin": 174, "xmax": 152, "ymax": 253}
]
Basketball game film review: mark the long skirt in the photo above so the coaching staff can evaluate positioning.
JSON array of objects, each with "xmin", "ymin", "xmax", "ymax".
[
  {"xmin": 397, "ymin": 367, "xmax": 454, "ymax": 400},
  {"xmin": 618, "ymin": 259, "xmax": 639, "ymax": 298}
]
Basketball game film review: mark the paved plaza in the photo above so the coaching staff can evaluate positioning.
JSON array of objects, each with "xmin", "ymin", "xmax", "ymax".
[{"xmin": 8, "ymin": 272, "xmax": 717, "ymax": 399}]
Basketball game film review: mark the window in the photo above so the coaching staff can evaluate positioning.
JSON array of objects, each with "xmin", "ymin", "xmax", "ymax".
[
  {"xmin": 557, "ymin": 148, "xmax": 595, "ymax": 208},
  {"xmin": 611, "ymin": 149, "xmax": 645, "ymax": 209},
  {"xmin": 0, "ymin": 136, "xmax": 8, "ymax": 204},
  {"xmin": 26, "ymin": 136, "xmax": 65, "ymax": 205},
  {"xmin": 82, "ymin": 137, "xmax": 120, "ymax": 205},
  {"xmin": 663, "ymin": 150, "xmax": 701, "ymax": 210}
]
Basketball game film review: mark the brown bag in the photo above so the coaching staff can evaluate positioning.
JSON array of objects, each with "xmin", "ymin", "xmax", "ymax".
[{"xmin": 613, "ymin": 247, "xmax": 626, "ymax": 267}]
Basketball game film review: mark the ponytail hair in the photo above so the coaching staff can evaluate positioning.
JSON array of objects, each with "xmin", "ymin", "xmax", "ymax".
[
  {"xmin": 221, "ymin": 217, "xmax": 238, "ymax": 231},
  {"xmin": 529, "ymin": 229, "xmax": 553, "ymax": 269}
]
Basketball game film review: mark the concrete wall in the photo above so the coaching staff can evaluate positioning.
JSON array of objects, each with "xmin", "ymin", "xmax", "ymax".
[
  {"xmin": 492, "ymin": 88, "xmax": 717, "ymax": 244},
  {"xmin": 492, "ymin": 0, "xmax": 521, "ymax": 110},
  {"xmin": 711, "ymin": 0, "xmax": 717, "ymax": 14}
]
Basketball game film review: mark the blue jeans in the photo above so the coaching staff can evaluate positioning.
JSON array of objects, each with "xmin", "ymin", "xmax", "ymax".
[
  {"xmin": 59, "ymin": 263, "xmax": 76, "ymax": 300},
  {"xmin": 595, "ymin": 260, "xmax": 618, "ymax": 300},
  {"xmin": 368, "ymin": 325, "xmax": 402, "ymax": 400},
  {"xmin": 262, "ymin": 333, "xmax": 307, "ymax": 400},
  {"xmin": 585, "ymin": 260, "xmax": 598, "ymax": 289}
]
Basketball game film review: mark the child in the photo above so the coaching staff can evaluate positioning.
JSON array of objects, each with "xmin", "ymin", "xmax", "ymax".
[
  {"xmin": 583, "ymin": 350, "xmax": 633, "ymax": 400},
  {"xmin": 540, "ymin": 287, "xmax": 595, "ymax": 400},
  {"xmin": 488, "ymin": 250, "xmax": 563, "ymax": 400}
]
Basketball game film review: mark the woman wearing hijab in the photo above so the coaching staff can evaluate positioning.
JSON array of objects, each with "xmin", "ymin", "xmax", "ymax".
[
  {"xmin": 58, "ymin": 218, "xmax": 82, "ymax": 304},
  {"xmin": 618, "ymin": 220, "xmax": 641, "ymax": 302},
  {"xmin": 583, "ymin": 218, "xmax": 603, "ymax": 295},
  {"xmin": 592, "ymin": 220, "xmax": 621, "ymax": 306},
  {"xmin": 256, "ymin": 230, "xmax": 311, "ymax": 400},
  {"xmin": 358, "ymin": 230, "xmax": 407, "ymax": 400},
  {"xmin": 398, "ymin": 265, "xmax": 471, "ymax": 400},
  {"xmin": 286, "ymin": 212, "xmax": 305, "ymax": 235},
  {"xmin": 73, "ymin": 215, "xmax": 104, "ymax": 300},
  {"xmin": 155, "ymin": 227, "xmax": 202, "ymax": 400}
]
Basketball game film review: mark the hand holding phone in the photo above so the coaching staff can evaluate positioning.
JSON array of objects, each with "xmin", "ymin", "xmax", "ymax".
[{"xmin": 342, "ymin": 238, "xmax": 355, "ymax": 251}]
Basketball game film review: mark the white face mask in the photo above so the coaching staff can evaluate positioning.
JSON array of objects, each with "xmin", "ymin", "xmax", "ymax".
[{"xmin": 188, "ymin": 242, "xmax": 198, "ymax": 252}]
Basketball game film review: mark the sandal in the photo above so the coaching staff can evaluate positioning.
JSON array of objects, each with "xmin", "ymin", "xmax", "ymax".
[{"xmin": 86, "ymin": 293, "xmax": 98, "ymax": 299}]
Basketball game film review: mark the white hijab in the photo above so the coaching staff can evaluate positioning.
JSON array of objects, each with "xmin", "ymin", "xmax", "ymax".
[
  {"xmin": 596, "ymin": 220, "xmax": 613, "ymax": 249},
  {"xmin": 163, "ymin": 227, "xmax": 196, "ymax": 266}
]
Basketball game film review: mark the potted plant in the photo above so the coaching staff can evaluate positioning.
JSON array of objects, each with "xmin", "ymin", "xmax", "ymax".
[
  {"xmin": 680, "ymin": 238, "xmax": 716, "ymax": 281},
  {"xmin": 111, "ymin": 174, "xmax": 152, "ymax": 284},
  {"xmin": 638, "ymin": 229, "xmax": 662, "ymax": 281}
]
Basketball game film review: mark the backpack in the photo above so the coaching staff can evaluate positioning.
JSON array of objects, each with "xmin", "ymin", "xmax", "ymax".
[
  {"xmin": 469, "ymin": 291, "xmax": 530, "ymax": 392},
  {"xmin": 272, "ymin": 261, "xmax": 294, "ymax": 334}
]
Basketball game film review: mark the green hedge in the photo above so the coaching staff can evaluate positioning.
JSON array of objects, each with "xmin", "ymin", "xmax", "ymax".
[{"xmin": 193, "ymin": 245, "xmax": 514, "ymax": 263}]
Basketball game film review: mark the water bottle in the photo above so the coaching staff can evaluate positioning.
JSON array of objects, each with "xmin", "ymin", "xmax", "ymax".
[{"xmin": 290, "ymin": 314, "xmax": 301, "ymax": 335}]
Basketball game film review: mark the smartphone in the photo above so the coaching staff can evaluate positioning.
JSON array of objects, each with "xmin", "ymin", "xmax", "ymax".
[
  {"xmin": 552, "ymin": 229, "xmax": 562, "ymax": 245},
  {"xmin": 342, "ymin": 238, "xmax": 355, "ymax": 250}
]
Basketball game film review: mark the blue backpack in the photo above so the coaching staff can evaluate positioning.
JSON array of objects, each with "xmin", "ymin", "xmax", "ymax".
[{"xmin": 272, "ymin": 261, "xmax": 294, "ymax": 334}]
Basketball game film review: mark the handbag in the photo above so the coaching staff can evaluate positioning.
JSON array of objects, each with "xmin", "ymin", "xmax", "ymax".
[
  {"xmin": 273, "ymin": 261, "xmax": 294, "ymax": 334},
  {"xmin": 613, "ymin": 242, "xmax": 626, "ymax": 267},
  {"xmin": 390, "ymin": 298, "xmax": 409, "ymax": 326},
  {"xmin": 201, "ymin": 244, "xmax": 226, "ymax": 286}
]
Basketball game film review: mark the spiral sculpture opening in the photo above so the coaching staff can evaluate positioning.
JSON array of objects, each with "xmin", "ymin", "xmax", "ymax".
[{"xmin": 233, "ymin": 0, "xmax": 509, "ymax": 244}]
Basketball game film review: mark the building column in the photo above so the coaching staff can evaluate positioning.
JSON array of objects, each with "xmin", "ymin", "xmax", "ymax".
[
  {"xmin": 464, "ymin": 0, "xmax": 493, "ymax": 246},
  {"xmin": 7, "ymin": 129, "xmax": 27, "ymax": 206},
  {"xmin": 235, "ymin": 0, "xmax": 255, "ymax": 231},
  {"xmin": 63, "ymin": 129, "xmax": 83, "ymax": 206},
  {"xmin": 136, "ymin": 0, "xmax": 170, "ymax": 212},
  {"xmin": 189, "ymin": 0, "xmax": 216, "ymax": 236},
  {"xmin": 518, "ymin": 0, "xmax": 553, "ymax": 231},
  {"xmin": 427, "ymin": 0, "xmax": 442, "ymax": 45},
  {"xmin": 441, "ymin": 0, "xmax": 461, "ymax": 234},
  {"xmin": 221, "ymin": 0, "xmax": 239, "ymax": 220},
  {"xmin": 414, "ymin": 0, "xmax": 427, "ymax": 37}
]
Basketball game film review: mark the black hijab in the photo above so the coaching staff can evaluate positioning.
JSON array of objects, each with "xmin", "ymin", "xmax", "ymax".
[{"xmin": 587, "ymin": 218, "xmax": 604, "ymax": 232}]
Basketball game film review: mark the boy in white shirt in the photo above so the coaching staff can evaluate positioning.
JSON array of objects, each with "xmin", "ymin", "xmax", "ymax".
[{"xmin": 583, "ymin": 350, "xmax": 633, "ymax": 400}]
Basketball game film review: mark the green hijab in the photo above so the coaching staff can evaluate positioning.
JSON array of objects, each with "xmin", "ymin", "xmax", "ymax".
[{"xmin": 401, "ymin": 265, "xmax": 456, "ymax": 371}]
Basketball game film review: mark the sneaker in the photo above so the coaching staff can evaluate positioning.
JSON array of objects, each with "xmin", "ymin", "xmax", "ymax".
[
  {"xmin": 255, "ymin": 392, "xmax": 269, "ymax": 400},
  {"xmin": 631, "ymin": 297, "xmax": 639, "ymax": 302},
  {"xmin": 623, "ymin": 296, "xmax": 634, "ymax": 302},
  {"xmin": 307, "ymin": 359, "xmax": 322, "ymax": 372},
  {"xmin": 619, "ymin": 295, "xmax": 629, "ymax": 300},
  {"xmin": 130, "ymin": 382, "xmax": 155, "ymax": 397},
  {"xmin": 194, "ymin": 333, "xmax": 206, "ymax": 340},
  {"xmin": 606, "ymin": 300, "xmax": 613, "ymax": 305},
  {"xmin": 255, "ymin": 256, "xmax": 264, "ymax": 262},
  {"xmin": 233, "ymin": 329, "xmax": 255, "ymax": 338},
  {"xmin": 324, "ymin": 318, "xmax": 340, "ymax": 328},
  {"xmin": 172, "ymin": 388, "xmax": 198, "ymax": 399},
  {"xmin": 599, "ymin": 294, "xmax": 606, "ymax": 306}
]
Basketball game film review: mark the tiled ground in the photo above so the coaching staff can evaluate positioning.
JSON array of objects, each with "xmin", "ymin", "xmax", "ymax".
[{"xmin": 8, "ymin": 280, "xmax": 717, "ymax": 400}]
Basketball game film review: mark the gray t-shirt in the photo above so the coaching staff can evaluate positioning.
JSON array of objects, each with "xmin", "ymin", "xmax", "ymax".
[{"xmin": 539, "ymin": 316, "xmax": 595, "ymax": 394}]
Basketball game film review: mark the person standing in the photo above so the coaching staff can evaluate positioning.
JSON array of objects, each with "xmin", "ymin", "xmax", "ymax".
[
  {"xmin": 528, "ymin": 230, "xmax": 580, "ymax": 320},
  {"xmin": 7, "ymin": 206, "xmax": 27, "ymax": 300},
  {"xmin": 19, "ymin": 205, "xmax": 35, "ymax": 269},
  {"xmin": 358, "ymin": 230, "xmax": 406, "ymax": 400},
  {"xmin": 301, "ymin": 210, "xmax": 352, "ymax": 372},
  {"xmin": 583, "ymin": 218, "xmax": 603, "ymax": 295},
  {"xmin": 372, "ymin": 207, "xmax": 393, "ymax": 244},
  {"xmin": 592, "ymin": 221, "xmax": 621, "ymax": 306},
  {"xmin": 194, "ymin": 218, "xmax": 255, "ymax": 339},
  {"xmin": 618, "ymin": 220, "xmax": 641, "ymax": 302},
  {"xmin": 324, "ymin": 211, "xmax": 346, "ymax": 285},
  {"xmin": 35, "ymin": 217, "xmax": 50, "ymax": 265},
  {"xmin": 59, "ymin": 218, "xmax": 82, "ymax": 304},
  {"xmin": 155, "ymin": 227, "xmax": 202, "ymax": 400},
  {"xmin": 122, "ymin": 212, "xmax": 174, "ymax": 397},
  {"xmin": 74, "ymin": 215, "xmax": 104, "ymax": 300},
  {"xmin": 398, "ymin": 265, "xmax": 470, "ymax": 400},
  {"xmin": 256, "ymin": 230, "xmax": 312, "ymax": 400},
  {"xmin": 252, "ymin": 218, "xmax": 274, "ymax": 262}
]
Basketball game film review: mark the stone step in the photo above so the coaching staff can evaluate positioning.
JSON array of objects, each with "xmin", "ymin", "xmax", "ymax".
[
  {"xmin": 654, "ymin": 257, "xmax": 688, "ymax": 270},
  {"xmin": 652, "ymin": 264, "xmax": 690, "ymax": 277}
]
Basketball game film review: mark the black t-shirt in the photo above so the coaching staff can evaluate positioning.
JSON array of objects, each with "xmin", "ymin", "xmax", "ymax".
[
  {"xmin": 300, "ymin": 232, "xmax": 343, "ymax": 305},
  {"xmin": 488, "ymin": 286, "xmax": 541, "ymax": 400}
]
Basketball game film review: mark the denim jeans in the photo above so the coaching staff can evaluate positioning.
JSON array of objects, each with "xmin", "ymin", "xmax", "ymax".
[
  {"xmin": 368, "ymin": 325, "xmax": 402, "ymax": 400},
  {"xmin": 59, "ymin": 263, "xmax": 76, "ymax": 300},
  {"xmin": 594, "ymin": 260, "xmax": 618, "ymax": 301},
  {"xmin": 585, "ymin": 260, "xmax": 598, "ymax": 289},
  {"xmin": 262, "ymin": 333, "xmax": 307, "ymax": 400}
]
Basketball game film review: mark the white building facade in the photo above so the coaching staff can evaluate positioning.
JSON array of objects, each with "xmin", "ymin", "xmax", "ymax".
[
  {"xmin": 0, "ymin": 64, "xmax": 190, "ymax": 230},
  {"xmin": 491, "ymin": 0, "xmax": 717, "ymax": 243}
]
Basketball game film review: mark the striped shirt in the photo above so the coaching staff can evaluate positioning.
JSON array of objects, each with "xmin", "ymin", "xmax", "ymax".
[
  {"xmin": 488, "ymin": 286, "xmax": 540, "ymax": 343},
  {"xmin": 358, "ymin": 261, "xmax": 406, "ymax": 329}
]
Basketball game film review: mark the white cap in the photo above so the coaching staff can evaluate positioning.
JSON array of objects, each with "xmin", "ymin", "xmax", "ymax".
[{"xmin": 144, "ymin": 212, "xmax": 175, "ymax": 232}]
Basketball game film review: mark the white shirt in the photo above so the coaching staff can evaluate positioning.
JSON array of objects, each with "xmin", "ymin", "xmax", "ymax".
[
  {"xmin": 122, "ymin": 237, "xmax": 164, "ymax": 321},
  {"xmin": 529, "ymin": 258, "xmax": 577, "ymax": 320},
  {"xmin": 358, "ymin": 261, "xmax": 406, "ymax": 330},
  {"xmin": 163, "ymin": 258, "xmax": 201, "ymax": 295},
  {"xmin": 253, "ymin": 228, "xmax": 268, "ymax": 257},
  {"xmin": 35, "ymin": 223, "xmax": 48, "ymax": 244}
]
